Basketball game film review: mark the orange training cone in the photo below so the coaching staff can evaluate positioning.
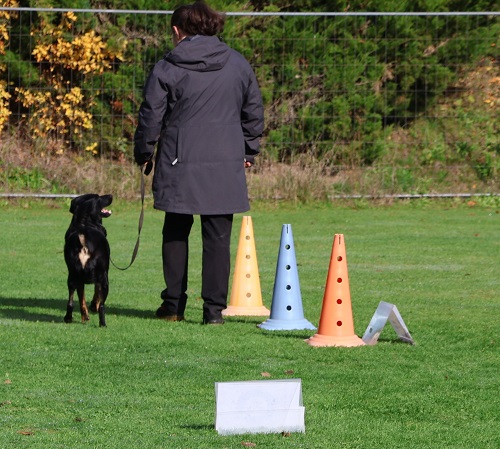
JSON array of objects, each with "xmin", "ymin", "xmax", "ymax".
[
  {"xmin": 223, "ymin": 216, "xmax": 270, "ymax": 317},
  {"xmin": 307, "ymin": 234, "xmax": 365, "ymax": 347}
]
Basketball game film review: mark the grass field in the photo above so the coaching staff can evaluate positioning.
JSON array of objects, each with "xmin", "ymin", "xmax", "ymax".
[{"xmin": 0, "ymin": 198, "xmax": 498, "ymax": 448}]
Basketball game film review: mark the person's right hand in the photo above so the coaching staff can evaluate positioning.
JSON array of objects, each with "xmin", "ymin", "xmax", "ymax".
[{"xmin": 143, "ymin": 160, "xmax": 153, "ymax": 175}]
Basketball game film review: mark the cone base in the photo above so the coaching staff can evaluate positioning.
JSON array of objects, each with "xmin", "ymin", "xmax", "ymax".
[
  {"xmin": 222, "ymin": 305, "xmax": 270, "ymax": 317},
  {"xmin": 306, "ymin": 332, "xmax": 365, "ymax": 347},
  {"xmin": 258, "ymin": 318, "xmax": 317, "ymax": 331}
]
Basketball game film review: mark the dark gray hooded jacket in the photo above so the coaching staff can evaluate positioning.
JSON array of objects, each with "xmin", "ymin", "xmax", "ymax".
[{"xmin": 134, "ymin": 35, "xmax": 264, "ymax": 215}]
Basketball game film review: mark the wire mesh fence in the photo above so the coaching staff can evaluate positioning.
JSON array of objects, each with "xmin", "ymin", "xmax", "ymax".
[{"xmin": 0, "ymin": 8, "xmax": 499, "ymax": 194}]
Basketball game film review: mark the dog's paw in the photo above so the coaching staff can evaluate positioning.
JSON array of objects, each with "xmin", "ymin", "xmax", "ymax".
[{"xmin": 63, "ymin": 315, "xmax": 73, "ymax": 323}]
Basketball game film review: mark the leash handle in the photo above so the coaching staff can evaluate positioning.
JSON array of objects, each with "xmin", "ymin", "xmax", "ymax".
[{"xmin": 110, "ymin": 164, "xmax": 146, "ymax": 271}]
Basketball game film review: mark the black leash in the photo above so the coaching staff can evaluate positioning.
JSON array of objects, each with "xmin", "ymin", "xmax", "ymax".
[{"xmin": 110, "ymin": 164, "xmax": 146, "ymax": 271}]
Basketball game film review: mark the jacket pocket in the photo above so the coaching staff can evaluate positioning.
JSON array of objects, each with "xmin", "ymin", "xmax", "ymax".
[{"xmin": 159, "ymin": 126, "xmax": 181, "ymax": 165}]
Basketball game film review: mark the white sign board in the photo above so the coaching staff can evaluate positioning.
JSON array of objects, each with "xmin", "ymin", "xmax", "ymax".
[
  {"xmin": 362, "ymin": 301, "xmax": 414, "ymax": 345},
  {"xmin": 215, "ymin": 379, "xmax": 305, "ymax": 435}
]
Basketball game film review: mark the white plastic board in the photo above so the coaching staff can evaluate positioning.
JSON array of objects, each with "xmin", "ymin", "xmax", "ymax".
[
  {"xmin": 362, "ymin": 301, "xmax": 414, "ymax": 345},
  {"xmin": 215, "ymin": 379, "xmax": 305, "ymax": 435}
]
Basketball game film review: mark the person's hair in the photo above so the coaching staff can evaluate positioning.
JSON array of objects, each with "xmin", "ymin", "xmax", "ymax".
[{"xmin": 171, "ymin": 1, "xmax": 226, "ymax": 36}]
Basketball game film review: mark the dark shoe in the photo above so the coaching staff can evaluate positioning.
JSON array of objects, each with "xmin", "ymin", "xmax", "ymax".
[
  {"xmin": 203, "ymin": 317, "xmax": 224, "ymax": 325},
  {"xmin": 156, "ymin": 304, "xmax": 185, "ymax": 321}
]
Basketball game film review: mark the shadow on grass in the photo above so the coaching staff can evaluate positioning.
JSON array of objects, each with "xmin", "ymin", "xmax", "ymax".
[
  {"xmin": 179, "ymin": 423, "xmax": 213, "ymax": 431},
  {"xmin": 0, "ymin": 296, "xmax": 155, "ymax": 323},
  {"xmin": 260, "ymin": 330, "xmax": 315, "ymax": 340}
]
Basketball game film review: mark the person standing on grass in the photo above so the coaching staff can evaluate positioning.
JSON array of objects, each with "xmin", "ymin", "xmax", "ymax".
[{"xmin": 134, "ymin": 1, "xmax": 264, "ymax": 324}]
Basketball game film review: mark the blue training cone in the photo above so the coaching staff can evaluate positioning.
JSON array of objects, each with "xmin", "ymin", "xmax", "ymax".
[{"xmin": 258, "ymin": 224, "xmax": 316, "ymax": 331}]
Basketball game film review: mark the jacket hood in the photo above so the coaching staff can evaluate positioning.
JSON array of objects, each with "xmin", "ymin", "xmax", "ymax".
[{"xmin": 164, "ymin": 35, "xmax": 231, "ymax": 72}]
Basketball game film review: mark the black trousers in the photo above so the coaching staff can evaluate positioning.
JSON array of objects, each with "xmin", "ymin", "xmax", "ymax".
[{"xmin": 160, "ymin": 212, "xmax": 233, "ymax": 321}]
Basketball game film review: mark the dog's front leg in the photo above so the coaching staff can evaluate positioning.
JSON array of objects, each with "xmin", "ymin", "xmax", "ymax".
[
  {"xmin": 93, "ymin": 283, "xmax": 108, "ymax": 327},
  {"xmin": 77, "ymin": 285, "xmax": 90, "ymax": 323},
  {"xmin": 99, "ymin": 303, "xmax": 106, "ymax": 327},
  {"xmin": 64, "ymin": 288, "xmax": 75, "ymax": 323},
  {"xmin": 90, "ymin": 288, "xmax": 101, "ymax": 314}
]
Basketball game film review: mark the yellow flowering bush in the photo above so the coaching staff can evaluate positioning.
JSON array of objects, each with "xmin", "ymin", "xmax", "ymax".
[
  {"xmin": 15, "ymin": 11, "xmax": 125, "ymax": 153},
  {"xmin": 31, "ymin": 12, "xmax": 113, "ymax": 75},
  {"xmin": 16, "ymin": 87, "xmax": 93, "ymax": 138},
  {"xmin": 0, "ymin": 1, "xmax": 18, "ymax": 131}
]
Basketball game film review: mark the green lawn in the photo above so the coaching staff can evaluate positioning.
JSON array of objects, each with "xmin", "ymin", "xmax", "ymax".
[{"xmin": 0, "ymin": 199, "xmax": 498, "ymax": 448}]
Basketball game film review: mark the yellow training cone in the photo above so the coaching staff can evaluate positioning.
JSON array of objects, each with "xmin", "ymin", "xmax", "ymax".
[{"xmin": 223, "ymin": 216, "xmax": 270, "ymax": 317}]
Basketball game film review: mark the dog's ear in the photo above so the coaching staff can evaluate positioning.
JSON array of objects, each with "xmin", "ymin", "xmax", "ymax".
[{"xmin": 69, "ymin": 194, "xmax": 99, "ymax": 214}]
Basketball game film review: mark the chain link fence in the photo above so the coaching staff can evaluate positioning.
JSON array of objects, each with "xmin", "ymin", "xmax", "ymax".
[{"xmin": 0, "ymin": 8, "xmax": 499, "ymax": 196}]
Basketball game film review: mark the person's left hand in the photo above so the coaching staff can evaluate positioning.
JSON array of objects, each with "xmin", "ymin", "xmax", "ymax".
[{"xmin": 244, "ymin": 161, "xmax": 253, "ymax": 168}]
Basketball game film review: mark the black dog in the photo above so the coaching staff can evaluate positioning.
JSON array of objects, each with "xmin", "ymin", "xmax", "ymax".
[{"xmin": 64, "ymin": 194, "xmax": 113, "ymax": 327}]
